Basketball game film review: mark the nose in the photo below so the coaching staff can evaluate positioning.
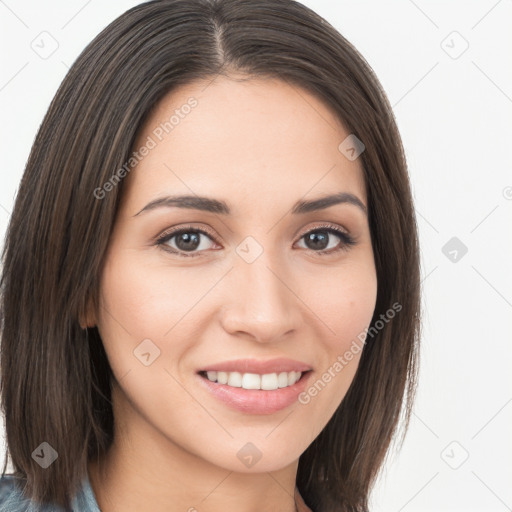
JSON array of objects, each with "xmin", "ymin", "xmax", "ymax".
[{"xmin": 219, "ymin": 255, "xmax": 302, "ymax": 344}]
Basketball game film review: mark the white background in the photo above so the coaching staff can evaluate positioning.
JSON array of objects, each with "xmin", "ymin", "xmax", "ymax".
[{"xmin": 1, "ymin": 1, "xmax": 511, "ymax": 511}]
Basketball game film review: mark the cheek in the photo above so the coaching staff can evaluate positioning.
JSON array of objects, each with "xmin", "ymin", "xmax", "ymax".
[
  {"xmin": 98, "ymin": 249, "xmax": 210, "ymax": 342},
  {"xmin": 307, "ymin": 260, "xmax": 378, "ymax": 350},
  {"xmin": 298, "ymin": 261, "xmax": 377, "ymax": 412},
  {"xmin": 95, "ymin": 250, "xmax": 209, "ymax": 413},
  {"xmin": 331, "ymin": 277, "xmax": 377, "ymax": 346},
  {"xmin": 95, "ymin": 247, "xmax": 229, "ymax": 393}
]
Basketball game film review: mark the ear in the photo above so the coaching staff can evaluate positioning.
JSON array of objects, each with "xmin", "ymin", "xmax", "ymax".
[{"xmin": 78, "ymin": 294, "xmax": 97, "ymax": 329}]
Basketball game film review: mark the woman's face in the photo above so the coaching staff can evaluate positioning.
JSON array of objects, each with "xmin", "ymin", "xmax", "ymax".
[{"xmin": 93, "ymin": 75, "xmax": 377, "ymax": 474}]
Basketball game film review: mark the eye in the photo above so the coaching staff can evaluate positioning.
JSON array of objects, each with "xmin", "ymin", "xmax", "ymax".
[
  {"xmin": 155, "ymin": 223, "xmax": 356, "ymax": 258},
  {"xmin": 156, "ymin": 226, "xmax": 219, "ymax": 257},
  {"xmin": 295, "ymin": 224, "xmax": 356, "ymax": 255}
]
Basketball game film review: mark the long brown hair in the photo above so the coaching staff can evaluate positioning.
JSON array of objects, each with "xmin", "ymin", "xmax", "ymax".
[{"xmin": 0, "ymin": 1, "xmax": 421, "ymax": 510}]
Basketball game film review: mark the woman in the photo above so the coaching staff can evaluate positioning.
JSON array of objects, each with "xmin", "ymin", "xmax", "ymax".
[{"xmin": 0, "ymin": 0, "xmax": 421, "ymax": 511}]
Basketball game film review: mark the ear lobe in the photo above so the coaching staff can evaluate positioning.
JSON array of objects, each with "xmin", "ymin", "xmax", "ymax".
[{"xmin": 78, "ymin": 295, "xmax": 97, "ymax": 329}]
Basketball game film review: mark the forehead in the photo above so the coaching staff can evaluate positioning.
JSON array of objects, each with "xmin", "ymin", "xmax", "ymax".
[{"xmin": 121, "ymin": 75, "xmax": 367, "ymax": 214}]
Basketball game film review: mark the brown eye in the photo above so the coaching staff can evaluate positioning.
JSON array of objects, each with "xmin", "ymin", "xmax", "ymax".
[
  {"xmin": 156, "ymin": 227, "xmax": 218, "ymax": 257},
  {"xmin": 170, "ymin": 231, "xmax": 201, "ymax": 252},
  {"xmin": 296, "ymin": 226, "xmax": 356, "ymax": 255},
  {"xmin": 155, "ymin": 224, "xmax": 356, "ymax": 259}
]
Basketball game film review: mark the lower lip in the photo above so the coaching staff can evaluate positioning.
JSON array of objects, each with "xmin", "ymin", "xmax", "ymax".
[{"xmin": 196, "ymin": 371, "xmax": 313, "ymax": 415}]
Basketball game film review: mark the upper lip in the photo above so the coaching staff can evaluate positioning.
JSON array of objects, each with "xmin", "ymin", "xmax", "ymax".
[{"xmin": 197, "ymin": 358, "xmax": 313, "ymax": 375}]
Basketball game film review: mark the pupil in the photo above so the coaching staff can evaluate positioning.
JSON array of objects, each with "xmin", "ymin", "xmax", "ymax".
[
  {"xmin": 306, "ymin": 231, "xmax": 328, "ymax": 250},
  {"xmin": 174, "ymin": 231, "xmax": 331, "ymax": 252},
  {"xmin": 177, "ymin": 232, "xmax": 200, "ymax": 251}
]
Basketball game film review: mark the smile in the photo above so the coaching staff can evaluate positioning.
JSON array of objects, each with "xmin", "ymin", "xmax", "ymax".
[
  {"xmin": 200, "ymin": 370, "xmax": 304, "ymax": 390},
  {"xmin": 196, "ymin": 370, "xmax": 313, "ymax": 414}
]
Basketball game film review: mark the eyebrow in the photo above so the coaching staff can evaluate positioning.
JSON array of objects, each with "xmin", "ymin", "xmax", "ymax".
[{"xmin": 133, "ymin": 192, "xmax": 367, "ymax": 217}]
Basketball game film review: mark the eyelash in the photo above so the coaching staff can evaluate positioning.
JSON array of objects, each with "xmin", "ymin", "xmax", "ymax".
[{"xmin": 155, "ymin": 223, "xmax": 356, "ymax": 258}]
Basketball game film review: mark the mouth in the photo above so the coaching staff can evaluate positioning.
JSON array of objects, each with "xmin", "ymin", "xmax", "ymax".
[
  {"xmin": 197, "ymin": 369, "xmax": 312, "ymax": 391},
  {"xmin": 196, "ymin": 368, "xmax": 314, "ymax": 414}
]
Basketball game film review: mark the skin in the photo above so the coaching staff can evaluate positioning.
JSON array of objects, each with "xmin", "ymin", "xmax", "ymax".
[{"xmin": 85, "ymin": 74, "xmax": 378, "ymax": 512}]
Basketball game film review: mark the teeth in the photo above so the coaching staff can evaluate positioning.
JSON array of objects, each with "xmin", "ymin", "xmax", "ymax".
[{"xmin": 204, "ymin": 370, "xmax": 303, "ymax": 390}]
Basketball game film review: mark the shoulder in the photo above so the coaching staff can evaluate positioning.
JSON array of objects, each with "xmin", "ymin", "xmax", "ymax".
[
  {"xmin": 0, "ymin": 473, "xmax": 100, "ymax": 512},
  {"xmin": 0, "ymin": 474, "xmax": 30, "ymax": 511},
  {"xmin": 0, "ymin": 474, "xmax": 61, "ymax": 512}
]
